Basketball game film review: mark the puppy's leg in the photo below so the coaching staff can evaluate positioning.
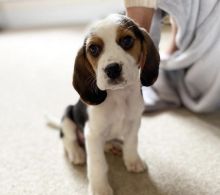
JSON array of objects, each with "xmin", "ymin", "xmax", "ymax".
[
  {"xmin": 86, "ymin": 130, "xmax": 113, "ymax": 195},
  {"xmin": 123, "ymin": 120, "xmax": 146, "ymax": 173},
  {"xmin": 61, "ymin": 117, "xmax": 86, "ymax": 165}
]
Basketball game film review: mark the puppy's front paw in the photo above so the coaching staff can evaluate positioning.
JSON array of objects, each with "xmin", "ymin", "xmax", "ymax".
[
  {"xmin": 89, "ymin": 183, "xmax": 113, "ymax": 195},
  {"xmin": 125, "ymin": 157, "xmax": 147, "ymax": 173}
]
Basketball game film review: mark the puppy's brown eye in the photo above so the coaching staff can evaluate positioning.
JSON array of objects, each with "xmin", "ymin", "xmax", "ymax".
[
  {"xmin": 88, "ymin": 44, "xmax": 101, "ymax": 57},
  {"xmin": 120, "ymin": 35, "xmax": 134, "ymax": 50}
]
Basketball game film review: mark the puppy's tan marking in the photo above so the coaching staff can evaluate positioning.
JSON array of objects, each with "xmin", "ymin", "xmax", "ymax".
[
  {"xmin": 116, "ymin": 26, "xmax": 142, "ymax": 64},
  {"xmin": 86, "ymin": 35, "xmax": 104, "ymax": 70}
]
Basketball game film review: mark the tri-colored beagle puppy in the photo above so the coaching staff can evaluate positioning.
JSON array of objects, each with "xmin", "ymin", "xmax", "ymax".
[{"xmin": 61, "ymin": 14, "xmax": 160, "ymax": 195}]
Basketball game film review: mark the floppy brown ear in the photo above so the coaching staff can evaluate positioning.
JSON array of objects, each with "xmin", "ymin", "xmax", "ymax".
[
  {"xmin": 140, "ymin": 28, "xmax": 160, "ymax": 86},
  {"xmin": 73, "ymin": 46, "xmax": 107, "ymax": 105}
]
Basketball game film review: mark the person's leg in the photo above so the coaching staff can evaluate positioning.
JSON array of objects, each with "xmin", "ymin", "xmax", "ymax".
[
  {"xmin": 161, "ymin": 17, "xmax": 178, "ymax": 60},
  {"xmin": 142, "ymin": 70, "xmax": 181, "ymax": 113},
  {"xmin": 126, "ymin": 7, "xmax": 155, "ymax": 31},
  {"xmin": 166, "ymin": 17, "xmax": 178, "ymax": 54}
]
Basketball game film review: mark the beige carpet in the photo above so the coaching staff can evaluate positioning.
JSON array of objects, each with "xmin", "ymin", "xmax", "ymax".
[{"xmin": 0, "ymin": 27, "xmax": 220, "ymax": 195}]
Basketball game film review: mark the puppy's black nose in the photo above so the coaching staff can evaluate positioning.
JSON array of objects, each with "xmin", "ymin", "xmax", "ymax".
[{"xmin": 104, "ymin": 63, "xmax": 122, "ymax": 79}]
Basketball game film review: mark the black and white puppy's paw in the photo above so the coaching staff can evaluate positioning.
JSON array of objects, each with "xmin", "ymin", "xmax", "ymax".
[
  {"xmin": 124, "ymin": 156, "xmax": 147, "ymax": 173},
  {"xmin": 88, "ymin": 183, "xmax": 113, "ymax": 195},
  {"xmin": 61, "ymin": 117, "xmax": 86, "ymax": 165},
  {"xmin": 60, "ymin": 102, "xmax": 88, "ymax": 165}
]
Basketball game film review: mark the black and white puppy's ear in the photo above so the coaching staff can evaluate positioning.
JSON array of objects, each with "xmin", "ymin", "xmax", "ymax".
[
  {"xmin": 73, "ymin": 45, "xmax": 107, "ymax": 105},
  {"xmin": 139, "ymin": 28, "xmax": 160, "ymax": 86}
]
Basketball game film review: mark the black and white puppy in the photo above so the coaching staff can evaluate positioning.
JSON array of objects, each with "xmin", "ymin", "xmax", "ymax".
[{"xmin": 61, "ymin": 14, "xmax": 160, "ymax": 195}]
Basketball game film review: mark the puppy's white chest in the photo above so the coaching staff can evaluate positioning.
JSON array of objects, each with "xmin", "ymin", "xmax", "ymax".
[
  {"xmin": 107, "ymin": 97, "xmax": 135, "ymax": 139},
  {"xmin": 88, "ymin": 83, "xmax": 144, "ymax": 141}
]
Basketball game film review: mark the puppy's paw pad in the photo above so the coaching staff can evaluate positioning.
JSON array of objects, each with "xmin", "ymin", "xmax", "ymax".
[
  {"xmin": 89, "ymin": 184, "xmax": 113, "ymax": 195},
  {"xmin": 105, "ymin": 144, "xmax": 122, "ymax": 156},
  {"xmin": 125, "ymin": 158, "xmax": 147, "ymax": 173},
  {"xmin": 66, "ymin": 146, "xmax": 86, "ymax": 165},
  {"xmin": 104, "ymin": 140, "xmax": 123, "ymax": 156}
]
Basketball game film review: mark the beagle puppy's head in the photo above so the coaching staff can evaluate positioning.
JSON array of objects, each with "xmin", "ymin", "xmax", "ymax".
[{"xmin": 73, "ymin": 14, "xmax": 160, "ymax": 105}]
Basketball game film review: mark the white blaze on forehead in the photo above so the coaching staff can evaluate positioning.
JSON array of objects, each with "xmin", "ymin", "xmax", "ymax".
[{"xmin": 91, "ymin": 15, "xmax": 120, "ymax": 43}]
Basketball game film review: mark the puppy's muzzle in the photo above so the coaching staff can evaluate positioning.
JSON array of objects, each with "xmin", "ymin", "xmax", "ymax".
[{"xmin": 104, "ymin": 63, "xmax": 122, "ymax": 80}]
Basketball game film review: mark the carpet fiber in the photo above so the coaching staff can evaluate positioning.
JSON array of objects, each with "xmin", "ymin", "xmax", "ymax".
[{"xmin": 0, "ymin": 27, "xmax": 220, "ymax": 195}]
